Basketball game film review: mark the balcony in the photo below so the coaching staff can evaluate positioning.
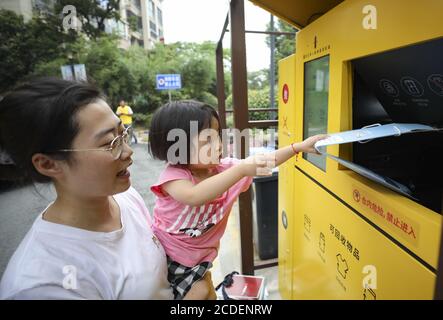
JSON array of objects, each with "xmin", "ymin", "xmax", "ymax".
[{"xmin": 125, "ymin": 0, "xmax": 141, "ymax": 16}]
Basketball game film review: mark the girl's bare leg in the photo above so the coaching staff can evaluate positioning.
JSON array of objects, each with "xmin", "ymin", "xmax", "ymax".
[{"xmin": 183, "ymin": 271, "xmax": 217, "ymax": 300}]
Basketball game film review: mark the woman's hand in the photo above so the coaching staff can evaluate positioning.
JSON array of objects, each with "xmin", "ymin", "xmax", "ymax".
[{"xmin": 297, "ymin": 134, "xmax": 329, "ymax": 155}]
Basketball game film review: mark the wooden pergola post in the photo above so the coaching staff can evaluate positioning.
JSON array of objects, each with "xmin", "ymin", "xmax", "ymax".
[
  {"xmin": 216, "ymin": 41, "xmax": 227, "ymax": 130},
  {"xmin": 229, "ymin": 0, "xmax": 254, "ymax": 275}
]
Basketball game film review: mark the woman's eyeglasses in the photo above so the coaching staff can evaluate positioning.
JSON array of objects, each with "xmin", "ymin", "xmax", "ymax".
[{"xmin": 58, "ymin": 126, "xmax": 131, "ymax": 160}]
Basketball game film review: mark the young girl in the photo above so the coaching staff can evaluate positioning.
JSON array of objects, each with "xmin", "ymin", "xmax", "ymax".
[{"xmin": 148, "ymin": 100, "xmax": 326, "ymax": 299}]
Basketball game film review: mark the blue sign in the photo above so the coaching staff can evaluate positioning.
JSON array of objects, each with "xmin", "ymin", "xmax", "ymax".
[{"xmin": 156, "ymin": 74, "xmax": 182, "ymax": 90}]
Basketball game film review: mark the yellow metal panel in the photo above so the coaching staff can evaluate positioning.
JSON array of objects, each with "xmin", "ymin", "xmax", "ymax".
[
  {"xmin": 292, "ymin": 169, "xmax": 435, "ymax": 299},
  {"xmin": 278, "ymin": 54, "xmax": 297, "ymax": 299},
  {"xmin": 292, "ymin": 0, "xmax": 442, "ymax": 270},
  {"xmin": 268, "ymin": 0, "xmax": 443, "ymax": 299},
  {"xmin": 278, "ymin": 54, "xmax": 297, "ymax": 150},
  {"xmin": 249, "ymin": 0, "xmax": 344, "ymax": 29}
]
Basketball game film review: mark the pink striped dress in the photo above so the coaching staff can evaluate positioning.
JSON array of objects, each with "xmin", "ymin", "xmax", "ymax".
[{"xmin": 150, "ymin": 158, "xmax": 253, "ymax": 267}]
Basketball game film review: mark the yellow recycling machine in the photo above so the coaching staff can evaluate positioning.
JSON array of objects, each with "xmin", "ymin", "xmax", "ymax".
[{"xmin": 251, "ymin": 0, "xmax": 443, "ymax": 299}]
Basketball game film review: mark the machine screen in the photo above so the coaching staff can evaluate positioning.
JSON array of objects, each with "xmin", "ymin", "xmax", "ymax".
[
  {"xmin": 353, "ymin": 38, "xmax": 443, "ymax": 126},
  {"xmin": 303, "ymin": 55, "xmax": 330, "ymax": 171}
]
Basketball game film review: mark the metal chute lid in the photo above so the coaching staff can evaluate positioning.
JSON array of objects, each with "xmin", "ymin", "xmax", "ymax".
[
  {"xmin": 325, "ymin": 153, "xmax": 416, "ymax": 200},
  {"xmin": 313, "ymin": 123, "xmax": 441, "ymax": 199},
  {"xmin": 314, "ymin": 123, "xmax": 436, "ymax": 153}
]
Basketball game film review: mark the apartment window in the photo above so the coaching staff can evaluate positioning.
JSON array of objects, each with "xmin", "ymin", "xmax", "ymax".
[
  {"xmin": 118, "ymin": 21, "xmax": 129, "ymax": 39},
  {"xmin": 33, "ymin": 0, "xmax": 53, "ymax": 13},
  {"xmin": 137, "ymin": 16, "xmax": 143, "ymax": 32},
  {"xmin": 148, "ymin": 0, "xmax": 155, "ymax": 19},
  {"xmin": 131, "ymin": 37, "xmax": 143, "ymax": 46},
  {"xmin": 127, "ymin": 10, "xmax": 142, "ymax": 33},
  {"xmin": 157, "ymin": 7, "xmax": 163, "ymax": 28},
  {"xmin": 150, "ymin": 20, "xmax": 157, "ymax": 35},
  {"xmin": 133, "ymin": 0, "xmax": 141, "ymax": 10}
]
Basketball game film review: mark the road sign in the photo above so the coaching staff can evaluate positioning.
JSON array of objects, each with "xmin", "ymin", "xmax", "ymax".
[
  {"xmin": 156, "ymin": 74, "xmax": 182, "ymax": 90},
  {"xmin": 73, "ymin": 64, "xmax": 87, "ymax": 81},
  {"xmin": 61, "ymin": 65, "xmax": 74, "ymax": 81}
]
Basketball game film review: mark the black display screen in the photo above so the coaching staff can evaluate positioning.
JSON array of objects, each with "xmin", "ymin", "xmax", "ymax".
[{"xmin": 353, "ymin": 37, "xmax": 443, "ymax": 126}]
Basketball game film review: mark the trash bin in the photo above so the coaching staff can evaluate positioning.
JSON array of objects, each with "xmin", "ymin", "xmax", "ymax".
[{"xmin": 253, "ymin": 171, "xmax": 278, "ymax": 260}]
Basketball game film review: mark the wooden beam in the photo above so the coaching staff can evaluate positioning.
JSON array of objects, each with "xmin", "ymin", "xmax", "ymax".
[
  {"xmin": 248, "ymin": 120, "xmax": 278, "ymax": 128},
  {"xmin": 216, "ymin": 44, "xmax": 227, "ymax": 130},
  {"xmin": 230, "ymin": 0, "xmax": 254, "ymax": 275},
  {"xmin": 225, "ymin": 108, "xmax": 278, "ymax": 113}
]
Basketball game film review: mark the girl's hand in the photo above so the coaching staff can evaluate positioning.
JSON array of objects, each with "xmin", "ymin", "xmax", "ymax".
[
  {"xmin": 240, "ymin": 154, "xmax": 275, "ymax": 177},
  {"xmin": 297, "ymin": 134, "xmax": 329, "ymax": 155}
]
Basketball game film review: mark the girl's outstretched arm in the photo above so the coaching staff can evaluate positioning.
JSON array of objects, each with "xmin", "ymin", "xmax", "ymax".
[
  {"xmin": 162, "ymin": 135, "xmax": 327, "ymax": 206},
  {"xmin": 162, "ymin": 154, "xmax": 270, "ymax": 207},
  {"xmin": 273, "ymin": 134, "xmax": 328, "ymax": 167}
]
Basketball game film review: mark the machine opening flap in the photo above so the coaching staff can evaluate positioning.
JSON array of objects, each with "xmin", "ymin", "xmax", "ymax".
[
  {"xmin": 336, "ymin": 37, "xmax": 443, "ymax": 213},
  {"xmin": 315, "ymin": 123, "xmax": 436, "ymax": 149},
  {"xmin": 314, "ymin": 123, "xmax": 441, "ymax": 200},
  {"xmin": 326, "ymin": 154, "xmax": 415, "ymax": 199}
]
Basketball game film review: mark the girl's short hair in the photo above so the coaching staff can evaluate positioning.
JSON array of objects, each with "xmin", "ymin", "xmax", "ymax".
[
  {"xmin": 0, "ymin": 77, "xmax": 103, "ymax": 184},
  {"xmin": 149, "ymin": 100, "xmax": 221, "ymax": 165}
]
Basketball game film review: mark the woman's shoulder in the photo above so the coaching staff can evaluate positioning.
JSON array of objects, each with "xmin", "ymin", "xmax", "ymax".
[
  {"xmin": 115, "ymin": 186, "xmax": 145, "ymax": 206},
  {"xmin": 114, "ymin": 186, "xmax": 152, "ymax": 225}
]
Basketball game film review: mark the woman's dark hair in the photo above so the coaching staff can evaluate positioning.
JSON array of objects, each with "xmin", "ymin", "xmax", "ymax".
[
  {"xmin": 149, "ymin": 100, "xmax": 221, "ymax": 165},
  {"xmin": 0, "ymin": 77, "xmax": 103, "ymax": 183}
]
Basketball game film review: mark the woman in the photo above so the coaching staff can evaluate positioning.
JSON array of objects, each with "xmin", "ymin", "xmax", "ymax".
[{"xmin": 0, "ymin": 78, "xmax": 211, "ymax": 299}]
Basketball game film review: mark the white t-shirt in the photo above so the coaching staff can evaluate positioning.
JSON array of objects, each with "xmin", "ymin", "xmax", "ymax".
[{"xmin": 0, "ymin": 187, "xmax": 173, "ymax": 300}]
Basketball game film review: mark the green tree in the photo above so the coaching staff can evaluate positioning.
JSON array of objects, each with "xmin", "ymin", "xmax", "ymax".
[
  {"xmin": 266, "ymin": 18, "xmax": 297, "ymax": 62},
  {"xmin": 84, "ymin": 36, "xmax": 138, "ymax": 106},
  {"xmin": 144, "ymin": 41, "xmax": 228, "ymax": 111},
  {"xmin": 2, "ymin": 7, "xmax": 230, "ymax": 128},
  {"xmin": 0, "ymin": 10, "xmax": 29, "ymax": 93},
  {"xmin": 0, "ymin": 0, "xmax": 121, "ymax": 93},
  {"xmin": 248, "ymin": 69, "xmax": 269, "ymax": 90},
  {"xmin": 225, "ymin": 88, "xmax": 277, "ymax": 121},
  {"xmin": 0, "ymin": 9, "xmax": 77, "ymax": 93},
  {"xmin": 55, "ymin": 0, "xmax": 121, "ymax": 39},
  {"xmin": 181, "ymin": 58, "xmax": 214, "ymax": 101},
  {"xmin": 248, "ymin": 89, "xmax": 270, "ymax": 121},
  {"xmin": 265, "ymin": 17, "xmax": 297, "ymax": 84},
  {"xmin": 33, "ymin": 35, "xmax": 140, "ymax": 108}
]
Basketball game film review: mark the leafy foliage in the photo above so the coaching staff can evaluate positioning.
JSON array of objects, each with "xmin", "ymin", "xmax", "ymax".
[
  {"xmin": 55, "ymin": 0, "xmax": 121, "ymax": 39},
  {"xmin": 1, "ymin": 5, "xmax": 291, "ymax": 130},
  {"xmin": 0, "ymin": 9, "xmax": 76, "ymax": 92}
]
